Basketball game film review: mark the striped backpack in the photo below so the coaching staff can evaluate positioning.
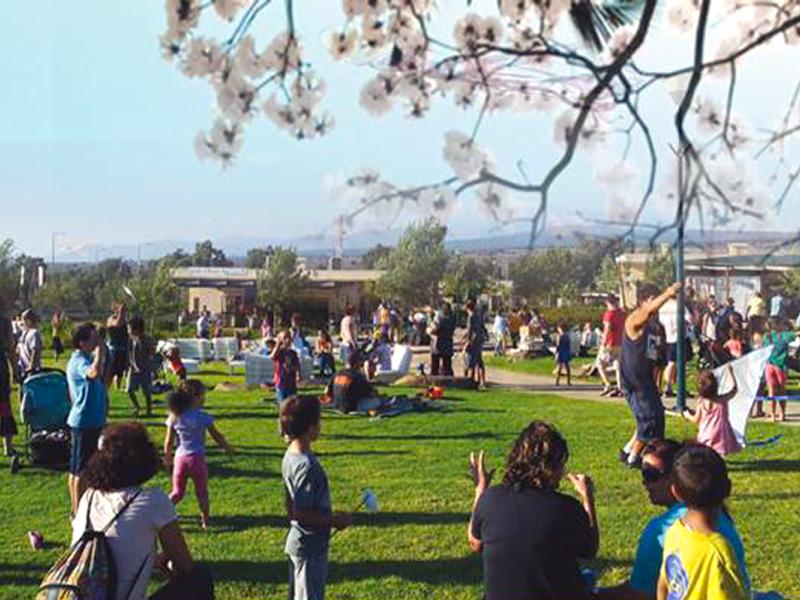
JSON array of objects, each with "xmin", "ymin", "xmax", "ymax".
[{"xmin": 37, "ymin": 490, "xmax": 143, "ymax": 600}]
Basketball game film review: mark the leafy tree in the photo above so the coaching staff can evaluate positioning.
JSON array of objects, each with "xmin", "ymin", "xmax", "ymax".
[
  {"xmin": 360, "ymin": 244, "xmax": 392, "ymax": 269},
  {"xmin": 256, "ymin": 247, "xmax": 309, "ymax": 326},
  {"xmin": 595, "ymin": 255, "xmax": 622, "ymax": 295},
  {"xmin": 643, "ymin": 246, "xmax": 676, "ymax": 290},
  {"xmin": 126, "ymin": 260, "xmax": 185, "ymax": 332},
  {"xmin": 376, "ymin": 220, "xmax": 448, "ymax": 308},
  {"xmin": 163, "ymin": 248, "xmax": 193, "ymax": 267},
  {"xmin": 509, "ymin": 248, "xmax": 577, "ymax": 306},
  {"xmin": 0, "ymin": 239, "xmax": 18, "ymax": 305},
  {"xmin": 192, "ymin": 240, "xmax": 232, "ymax": 267},
  {"xmin": 245, "ymin": 246, "xmax": 275, "ymax": 269},
  {"xmin": 442, "ymin": 255, "xmax": 496, "ymax": 303}
]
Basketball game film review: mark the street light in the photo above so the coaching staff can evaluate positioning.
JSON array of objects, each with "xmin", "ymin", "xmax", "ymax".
[
  {"xmin": 137, "ymin": 242, "xmax": 155, "ymax": 271},
  {"xmin": 51, "ymin": 231, "xmax": 66, "ymax": 266}
]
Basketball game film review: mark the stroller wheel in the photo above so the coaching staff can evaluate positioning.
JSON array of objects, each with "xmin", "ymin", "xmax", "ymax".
[{"xmin": 9, "ymin": 453, "xmax": 20, "ymax": 475}]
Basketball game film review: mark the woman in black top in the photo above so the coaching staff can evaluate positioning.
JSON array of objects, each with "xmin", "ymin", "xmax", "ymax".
[
  {"xmin": 105, "ymin": 302, "xmax": 129, "ymax": 390},
  {"xmin": 429, "ymin": 302, "xmax": 455, "ymax": 376},
  {"xmin": 468, "ymin": 421, "xmax": 599, "ymax": 600}
]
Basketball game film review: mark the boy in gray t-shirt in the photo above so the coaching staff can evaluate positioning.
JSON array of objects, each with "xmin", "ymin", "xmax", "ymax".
[{"xmin": 280, "ymin": 396, "xmax": 352, "ymax": 600}]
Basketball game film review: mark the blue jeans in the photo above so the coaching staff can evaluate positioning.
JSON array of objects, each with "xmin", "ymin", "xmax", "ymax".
[{"xmin": 276, "ymin": 387, "xmax": 296, "ymax": 405}]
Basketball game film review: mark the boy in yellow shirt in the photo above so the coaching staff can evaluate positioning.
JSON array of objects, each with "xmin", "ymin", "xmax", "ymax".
[{"xmin": 657, "ymin": 444, "xmax": 749, "ymax": 600}]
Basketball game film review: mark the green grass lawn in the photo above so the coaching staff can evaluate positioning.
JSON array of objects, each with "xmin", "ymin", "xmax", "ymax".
[{"xmin": 1, "ymin": 363, "xmax": 799, "ymax": 598}]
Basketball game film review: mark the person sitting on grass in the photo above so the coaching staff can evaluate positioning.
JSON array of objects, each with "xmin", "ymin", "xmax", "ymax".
[
  {"xmin": 271, "ymin": 331, "xmax": 300, "ymax": 405},
  {"xmin": 73, "ymin": 421, "xmax": 214, "ymax": 600},
  {"xmin": 468, "ymin": 420, "xmax": 599, "ymax": 600},
  {"xmin": 163, "ymin": 387, "xmax": 233, "ymax": 530},
  {"xmin": 280, "ymin": 395, "xmax": 352, "ymax": 600},
  {"xmin": 555, "ymin": 321, "xmax": 572, "ymax": 386},
  {"xmin": 656, "ymin": 444, "xmax": 749, "ymax": 600},
  {"xmin": 328, "ymin": 353, "xmax": 384, "ymax": 414},
  {"xmin": 596, "ymin": 440, "xmax": 749, "ymax": 600},
  {"xmin": 127, "ymin": 317, "xmax": 154, "ymax": 418},
  {"xmin": 683, "ymin": 366, "xmax": 741, "ymax": 457}
]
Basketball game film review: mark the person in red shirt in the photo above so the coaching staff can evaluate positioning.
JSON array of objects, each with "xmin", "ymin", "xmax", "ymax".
[{"xmin": 599, "ymin": 294, "xmax": 626, "ymax": 397}]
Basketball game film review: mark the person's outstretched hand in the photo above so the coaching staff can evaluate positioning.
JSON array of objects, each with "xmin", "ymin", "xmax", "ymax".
[
  {"xmin": 567, "ymin": 473, "xmax": 594, "ymax": 501},
  {"xmin": 469, "ymin": 451, "xmax": 495, "ymax": 497},
  {"xmin": 667, "ymin": 282, "xmax": 682, "ymax": 298}
]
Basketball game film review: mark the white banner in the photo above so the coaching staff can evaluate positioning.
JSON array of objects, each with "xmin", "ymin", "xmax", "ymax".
[{"xmin": 713, "ymin": 346, "xmax": 771, "ymax": 447}]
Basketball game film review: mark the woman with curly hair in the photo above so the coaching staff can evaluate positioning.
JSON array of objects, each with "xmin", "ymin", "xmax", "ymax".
[
  {"xmin": 467, "ymin": 421, "xmax": 599, "ymax": 600},
  {"xmin": 72, "ymin": 422, "xmax": 213, "ymax": 600}
]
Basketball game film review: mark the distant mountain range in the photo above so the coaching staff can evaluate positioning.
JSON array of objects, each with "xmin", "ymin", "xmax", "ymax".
[{"xmin": 53, "ymin": 226, "xmax": 798, "ymax": 264}]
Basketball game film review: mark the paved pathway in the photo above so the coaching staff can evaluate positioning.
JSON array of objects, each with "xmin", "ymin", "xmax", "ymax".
[{"xmin": 484, "ymin": 365, "xmax": 800, "ymax": 428}]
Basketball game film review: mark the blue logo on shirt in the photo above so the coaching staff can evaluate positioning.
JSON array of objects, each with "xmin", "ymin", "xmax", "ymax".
[{"xmin": 665, "ymin": 553, "xmax": 688, "ymax": 600}]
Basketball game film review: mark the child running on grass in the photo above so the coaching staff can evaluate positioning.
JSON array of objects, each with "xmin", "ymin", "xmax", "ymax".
[
  {"xmin": 554, "ymin": 321, "xmax": 572, "ymax": 386},
  {"xmin": 657, "ymin": 445, "xmax": 749, "ymax": 600},
  {"xmin": 280, "ymin": 395, "xmax": 352, "ymax": 600},
  {"xmin": 683, "ymin": 366, "xmax": 741, "ymax": 457},
  {"xmin": 164, "ymin": 384, "xmax": 233, "ymax": 529}
]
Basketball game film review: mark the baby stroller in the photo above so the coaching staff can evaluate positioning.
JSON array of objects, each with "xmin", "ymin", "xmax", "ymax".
[{"xmin": 12, "ymin": 369, "xmax": 71, "ymax": 474}]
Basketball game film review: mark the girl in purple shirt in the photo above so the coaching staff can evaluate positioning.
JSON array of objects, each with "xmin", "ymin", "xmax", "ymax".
[{"xmin": 164, "ymin": 381, "xmax": 233, "ymax": 529}]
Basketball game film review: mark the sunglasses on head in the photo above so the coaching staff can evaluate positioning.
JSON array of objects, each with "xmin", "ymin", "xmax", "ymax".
[{"xmin": 641, "ymin": 465, "xmax": 668, "ymax": 484}]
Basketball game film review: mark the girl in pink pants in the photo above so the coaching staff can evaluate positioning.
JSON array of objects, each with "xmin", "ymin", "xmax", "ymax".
[{"xmin": 164, "ymin": 381, "xmax": 233, "ymax": 529}]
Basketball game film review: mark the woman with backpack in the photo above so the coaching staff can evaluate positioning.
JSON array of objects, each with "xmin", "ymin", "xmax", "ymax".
[{"xmin": 50, "ymin": 422, "xmax": 214, "ymax": 600}]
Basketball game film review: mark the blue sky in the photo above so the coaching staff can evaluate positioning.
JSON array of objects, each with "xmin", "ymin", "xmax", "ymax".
[{"xmin": 1, "ymin": 1, "xmax": 796, "ymax": 258}]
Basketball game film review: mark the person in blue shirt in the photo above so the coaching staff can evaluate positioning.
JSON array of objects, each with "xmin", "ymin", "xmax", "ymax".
[
  {"xmin": 597, "ymin": 439, "xmax": 749, "ymax": 600},
  {"xmin": 66, "ymin": 322, "xmax": 109, "ymax": 515}
]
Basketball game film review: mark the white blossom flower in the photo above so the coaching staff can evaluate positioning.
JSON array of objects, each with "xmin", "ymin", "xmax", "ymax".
[
  {"xmin": 443, "ymin": 131, "xmax": 489, "ymax": 181},
  {"xmin": 342, "ymin": 0, "xmax": 368, "ymax": 19},
  {"xmin": 159, "ymin": 32, "xmax": 183, "ymax": 62},
  {"xmin": 235, "ymin": 36, "xmax": 269, "ymax": 78},
  {"xmin": 499, "ymin": 0, "xmax": 533, "ymax": 21},
  {"xmin": 165, "ymin": 0, "xmax": 200, "ymax": 38},
  {"xmin": 454, "ymin": 13, "xmax": 483, "ymax": 52},
  {"xmin": 475, "ymin": 183, "xmax": 521, "ymax": 223},
  {"xmin": 417, "ymin": 186, "xmax": 458, "ymax": 222},
  {"xmin": 182, "ymin": 37, "xmax": 224, "ymax": 78},
  {"xmin": 666, "ymin": 0, "xmax": 698, "ymax": 32},
  {"xmin": 213, "ymin": 0, "xmax": 246, "ymax": 21},
  {"xmin": 695, "ymin": 98, "xmax": 723, "ymax": 133},
  {"xmin": 359, "ymin": 75, "xmax": 395, "ymax": 115},
  {"xmin": 553, "ymin": 110, "xmax": 575, "ymax": 145},
  {"xmin": 194, "ymin": 119, "xmax": 244, "ymax": 165},
  {"xmin": 262, "ymin": 32, "xmax": 302, "ymax": 72},
  {"xmin": 326, "ymin": 29, "xmax": 358, "ymax": 60},
  {"xmin": 362, "ymin": 18, "xmax": 388, "ymax": 48},
  {"xmin": 216, "ymin": 73, "xmax": 258, "ymax": 122},
  {"xmin": 604, "ymin": 24, "xmax": 636, "ymax": 62}
]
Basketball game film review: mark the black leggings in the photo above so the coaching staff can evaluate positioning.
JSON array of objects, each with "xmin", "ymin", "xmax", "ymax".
[{"xmin": 431, "ymin": 353, "xmax": 453, "ymax": 377}]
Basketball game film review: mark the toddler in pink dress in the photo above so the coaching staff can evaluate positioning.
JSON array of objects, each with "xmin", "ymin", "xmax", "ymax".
[{"xmin": 684, "ymin": 365, "xmax": 741, "ymax": 457}]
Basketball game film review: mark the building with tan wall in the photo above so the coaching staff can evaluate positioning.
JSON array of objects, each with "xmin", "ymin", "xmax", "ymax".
[{"xmin": 171, "ymin": 266, "xmax": 384, "ymax": 322}]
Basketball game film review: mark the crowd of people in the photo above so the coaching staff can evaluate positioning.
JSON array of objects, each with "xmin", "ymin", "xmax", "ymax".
[{"xmin": 0, "ymin": 286, "xmax": 793, "ymax": 600}]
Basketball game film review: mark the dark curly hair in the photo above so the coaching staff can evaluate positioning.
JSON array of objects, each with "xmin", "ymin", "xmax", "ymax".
[
  {"xmin": 503, "ymin": 421, "xmax": 569, "ymax": 490},
  {"xmin": 82, "ymin": 422, "xmax": 158, "ymax": 491}
]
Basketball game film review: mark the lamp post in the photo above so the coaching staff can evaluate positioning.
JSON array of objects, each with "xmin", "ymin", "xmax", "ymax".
[{"xmin": 51, "ymin": 231, "xmax": 66, "ymax": 266}]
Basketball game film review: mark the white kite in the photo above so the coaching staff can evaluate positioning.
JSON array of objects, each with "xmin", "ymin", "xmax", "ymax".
[{"xmin": 712, "ymin": 346, "xmax": 771, "ymax": 448}]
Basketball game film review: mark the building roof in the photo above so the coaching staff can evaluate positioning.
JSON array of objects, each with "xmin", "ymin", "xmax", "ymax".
[
  {"xmin": 685, "ymin": 254, "xmax": 800, "ymax": 272},
  {"xmin": 170, "ymin": 266, "xmax": 384, "ymax": 287}
]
